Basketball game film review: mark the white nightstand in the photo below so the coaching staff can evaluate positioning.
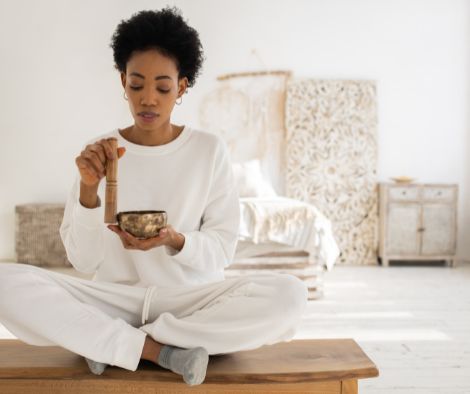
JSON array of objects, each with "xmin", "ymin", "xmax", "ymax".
[{"xmin": 378, "ymin": 183, "xmax": 458, "ymax": 267}]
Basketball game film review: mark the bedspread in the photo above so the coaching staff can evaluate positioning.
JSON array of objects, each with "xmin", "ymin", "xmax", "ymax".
[{"xmin": 238, "ymin": 197, "xmax": 340, "ymax": 270}]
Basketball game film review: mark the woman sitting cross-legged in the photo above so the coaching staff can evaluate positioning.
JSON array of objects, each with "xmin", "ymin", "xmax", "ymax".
[{"xmin": 0, "ymin": 7, "xmax": 308, "ymax": 386}]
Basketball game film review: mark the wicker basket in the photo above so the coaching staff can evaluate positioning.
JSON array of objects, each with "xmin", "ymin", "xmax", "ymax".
[{"xmin": 15, "ymin": 204, "xmax": 71, "ymax": 267}]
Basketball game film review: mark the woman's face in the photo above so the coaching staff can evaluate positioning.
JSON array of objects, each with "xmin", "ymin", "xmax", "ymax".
[{"xmin": 121, "ymin": 48, "xmax": 188, "ymax": 131}]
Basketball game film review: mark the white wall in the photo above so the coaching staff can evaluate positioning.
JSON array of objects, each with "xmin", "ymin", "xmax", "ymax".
[{"xmin": 1, "ymin": 0, "xmax": 469, "ymax": 261}]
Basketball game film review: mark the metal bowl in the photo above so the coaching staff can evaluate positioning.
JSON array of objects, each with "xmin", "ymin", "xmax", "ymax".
[{"xmin": 117, "ymin": 210, "xmax": 167, "ymax": 239}]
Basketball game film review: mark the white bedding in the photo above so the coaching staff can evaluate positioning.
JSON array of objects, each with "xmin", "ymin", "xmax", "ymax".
[
  {"xmin": 237, "ymin": 196, "xmax": 340, "ymax": 270},
  {"xmin": 235, "ymin": 240, "xmax": 306, "ymax": 257}
]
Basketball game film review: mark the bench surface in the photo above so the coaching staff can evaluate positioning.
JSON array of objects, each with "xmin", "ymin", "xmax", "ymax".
[{"xmin": 0, "ymin": 338, "xmax": 378, "ymax": 393}]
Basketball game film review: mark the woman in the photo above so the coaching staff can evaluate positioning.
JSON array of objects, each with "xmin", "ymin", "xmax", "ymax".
[{"xmin": 0, "ymin": 7, "xmax": 307, "ymax": 386}]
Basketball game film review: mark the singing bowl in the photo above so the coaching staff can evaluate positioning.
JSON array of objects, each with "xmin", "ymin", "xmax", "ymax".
[{"xmin": 117, "ymin": 210, "xmax": 167, "ymax": 239}]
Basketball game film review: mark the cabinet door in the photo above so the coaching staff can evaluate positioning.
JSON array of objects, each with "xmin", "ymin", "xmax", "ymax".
[
  {"xmin": 421, "ymin": 203, "xmax": 455, "ymax": 255},
  {"xmin": 386, "ymin": 203, "xmax": 420, "ymax": 255}
]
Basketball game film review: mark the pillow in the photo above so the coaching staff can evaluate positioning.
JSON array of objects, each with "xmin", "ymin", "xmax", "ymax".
[{"xmin": 232, "ymin": 160, "xmax": 277, "ymax": 198}]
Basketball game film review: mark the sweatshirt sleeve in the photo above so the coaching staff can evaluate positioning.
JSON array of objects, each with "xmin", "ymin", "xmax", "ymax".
[
  {"xmin": 165, "ymin": 139, "xmax": 240, "ymax": 272},
  {"xmin": 59, "ymin": 175, "xmax": 105, "ymax": 274}
]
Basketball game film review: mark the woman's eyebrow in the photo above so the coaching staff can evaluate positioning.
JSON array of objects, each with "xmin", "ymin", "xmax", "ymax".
[{"xmin": 129, "ymin": 72, "xmax": 172, "ymax": 80}]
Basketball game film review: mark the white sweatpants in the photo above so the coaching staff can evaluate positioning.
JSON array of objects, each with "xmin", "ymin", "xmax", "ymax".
[{"xmin": 0, "ymin": 263, "xmax": 308, "ymax": 371}]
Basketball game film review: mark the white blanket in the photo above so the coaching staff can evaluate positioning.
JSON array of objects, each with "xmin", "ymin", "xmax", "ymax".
[{"xmin": 238, "ymin": 197, "xmax": 340, "ymax": 270}]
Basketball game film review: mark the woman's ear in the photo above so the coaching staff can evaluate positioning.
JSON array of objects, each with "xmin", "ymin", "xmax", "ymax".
[
  {"xmin": 178, "ymin": 76, "xmax": 188, "ymax": 97},
  {"xmin": 120, "ymin": 72, "xmax": 126, "ymax": 89}
]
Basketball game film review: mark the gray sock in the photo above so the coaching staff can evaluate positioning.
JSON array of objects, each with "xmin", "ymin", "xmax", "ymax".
[
  {"xmin": 85, "ymin": 357, "xmax": 108, "ymax": 375},
  {"xmin": 157, "ymin": 345, "xmax": 209, "ymax": 385}
]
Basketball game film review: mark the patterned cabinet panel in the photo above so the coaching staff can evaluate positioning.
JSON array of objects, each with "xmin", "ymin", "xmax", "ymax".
[
  {"xmin": 386, "ymin": 203, "xmax": 420, "ymax": 255},
  {"xmin": 379, "ymin": 183, "xmax": 458, "ymax": 266},
  {"xmin": 421, "ymin": 204, "xmax": 456, "ymax": 255}
]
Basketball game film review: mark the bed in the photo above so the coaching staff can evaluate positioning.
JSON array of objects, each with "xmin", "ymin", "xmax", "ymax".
[
  {"xmin": 218, "ymin": 157, "xmax": 339, "ymax": 299},
  {"xmin": 225, "ymin": 194, "xmax": 339, "ymax": 299}
]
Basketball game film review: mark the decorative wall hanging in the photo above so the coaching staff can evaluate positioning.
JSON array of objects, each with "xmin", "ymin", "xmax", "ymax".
[
  {"xmin": 200, "ymin": 71, "xmax": 291, "ymax": 194},
  {"xmin": 284, "ymin": 79, "xmax": 378, "ymax": 265}
]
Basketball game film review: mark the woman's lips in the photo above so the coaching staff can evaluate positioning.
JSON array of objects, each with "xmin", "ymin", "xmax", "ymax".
[{"xmin": 138, "ymin": 112, "xmax": 159, "ymax": 123}]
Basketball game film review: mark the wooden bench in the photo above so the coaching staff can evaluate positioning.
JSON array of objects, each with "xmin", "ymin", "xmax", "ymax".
[{"xmin": 0, "ymin": 338, "xmax": 378, "ymax": 393}]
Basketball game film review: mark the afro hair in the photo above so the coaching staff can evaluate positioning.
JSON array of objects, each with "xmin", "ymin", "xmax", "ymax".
[{"xmin": 110, "ymin": 7, "xmax": 204, "ymax": 88}]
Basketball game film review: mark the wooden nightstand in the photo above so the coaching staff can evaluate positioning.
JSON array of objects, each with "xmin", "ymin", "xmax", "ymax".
[{"xmin": 378, "ymin": 183, "xmax": 458, "ymax": 266}]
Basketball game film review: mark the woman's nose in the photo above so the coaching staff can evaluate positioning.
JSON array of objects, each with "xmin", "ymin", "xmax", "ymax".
[{"xmin": 140, "ymin": 88, "xmax": 157, "ymax": 106}]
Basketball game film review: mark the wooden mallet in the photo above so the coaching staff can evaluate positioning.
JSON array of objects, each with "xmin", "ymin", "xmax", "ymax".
[{"xmin": 104, "ymin": 138, "xmax": 118, "ymax": 223}]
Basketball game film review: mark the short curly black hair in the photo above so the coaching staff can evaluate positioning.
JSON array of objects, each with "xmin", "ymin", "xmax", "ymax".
[{"xmin": 110, "ymin": 7, "xmax": 204, "ymax": 88}]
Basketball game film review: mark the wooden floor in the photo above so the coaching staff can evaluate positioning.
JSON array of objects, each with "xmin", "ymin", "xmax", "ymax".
[
  {"xmin": 1, "ymin": 261, "xmax": 469, "ymax": 393},
  {"xmin": 294, "ymin": 261, "xmax": 470, "ymax": 394}
]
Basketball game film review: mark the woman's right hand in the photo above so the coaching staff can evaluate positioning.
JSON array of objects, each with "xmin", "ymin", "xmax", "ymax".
[{"xmin": 75, "ymin": 138, "xmax": 126, "ymax": 186}]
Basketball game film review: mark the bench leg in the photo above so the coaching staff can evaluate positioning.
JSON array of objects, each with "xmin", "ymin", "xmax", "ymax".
[{"xmin": 342, "ymin": 379, "xmax": 358, "ymax": 394}]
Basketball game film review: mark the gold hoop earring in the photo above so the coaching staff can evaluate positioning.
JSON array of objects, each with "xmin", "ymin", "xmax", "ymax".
[
  {"xmin": 176, "ymin": 96, "xmax": 183, "ymax": 105},
  {"xmin": 123, "ymin": 91, "xmax": 128, "ymax": 100}
]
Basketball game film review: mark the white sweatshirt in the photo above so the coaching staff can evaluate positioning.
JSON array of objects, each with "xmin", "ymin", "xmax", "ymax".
[{"xmin": 59, "ymin": 126, "xmax": 240, "ymax": 287}]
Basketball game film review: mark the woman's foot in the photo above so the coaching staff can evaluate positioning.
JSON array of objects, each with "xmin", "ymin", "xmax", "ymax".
[
  {"xmin": 84, "ymin": 336, "xmax": 209, "ymax": 385},
  {"xmin": 85, "ymin": 357, "xmax": 108, "ymax": 375},
  {"xmin": 157, "ymin": 345, "xmax": 209, "ymax": 385}
]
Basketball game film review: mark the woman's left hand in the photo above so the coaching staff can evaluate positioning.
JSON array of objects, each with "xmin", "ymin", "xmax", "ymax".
[{"xmin": 107, "ymin": 224, "xmax": 185, "ymax": 251}]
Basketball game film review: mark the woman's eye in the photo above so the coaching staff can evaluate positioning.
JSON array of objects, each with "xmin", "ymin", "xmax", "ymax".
[{"xmin": 128, "ymin": 86, "xmax": 170, "ymax": 93}]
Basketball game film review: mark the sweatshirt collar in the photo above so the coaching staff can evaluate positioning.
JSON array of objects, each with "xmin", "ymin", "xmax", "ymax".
[{"xmin": 114, "ymin": 125, "xmax": 192, "ymax": 156}]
